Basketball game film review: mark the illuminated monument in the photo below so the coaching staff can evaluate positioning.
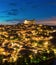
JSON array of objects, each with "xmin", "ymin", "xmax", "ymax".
[{"xmin": 24, "ymin": 20, "xmax": 36, "ymax": 24}]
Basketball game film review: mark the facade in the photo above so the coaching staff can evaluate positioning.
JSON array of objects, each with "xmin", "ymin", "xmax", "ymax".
[{"xmin": 24, "ymin": 20, "xmax": 36, "ymax": 24}]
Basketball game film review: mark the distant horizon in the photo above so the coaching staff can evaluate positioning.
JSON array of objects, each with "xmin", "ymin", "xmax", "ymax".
[{"xmin": 0, "ymin": 19, "xmax": 56, "ymax": 25}]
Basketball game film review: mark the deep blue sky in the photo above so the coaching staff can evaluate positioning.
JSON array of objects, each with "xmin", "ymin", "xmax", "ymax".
[{"xmin": 0, "ymin": 0, "xmax": 56, "ymax": 24}]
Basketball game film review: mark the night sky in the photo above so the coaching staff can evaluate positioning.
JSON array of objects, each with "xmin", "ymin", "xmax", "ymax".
[{"xmin": 0, "ymin": 0, "xmax": 56, "ymax": 24}]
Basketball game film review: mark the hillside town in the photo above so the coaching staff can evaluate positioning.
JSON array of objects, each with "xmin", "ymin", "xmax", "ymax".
[{"xmin": 0, "ymin": 20, "xmax": 56, "ymax": 65}]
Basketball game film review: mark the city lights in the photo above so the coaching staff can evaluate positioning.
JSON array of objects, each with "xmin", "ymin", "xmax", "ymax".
[{"xmin": 0, "ymin": 20, "xmax": 55, "ymax": 65}]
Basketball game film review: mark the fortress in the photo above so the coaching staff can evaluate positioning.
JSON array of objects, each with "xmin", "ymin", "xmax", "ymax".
[{"xmin": 24, "ymin": 20, "xmax": 36, "ymax": 24}]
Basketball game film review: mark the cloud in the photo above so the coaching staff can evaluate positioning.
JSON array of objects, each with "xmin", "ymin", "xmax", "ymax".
[
  {"xmin": 9, "ymin": 2, "xmax": 17, "ymax": 6},
  {"xmin": 48, "ymin": 1, "xmax": 56, "ymax": 5},
  {"xmin": 27, "ymin": 1, "xmax": 56, "ymax": 9},
  {"xmin": 37, "ymin": 19, "xmax": 56, "ymax": 25}
]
